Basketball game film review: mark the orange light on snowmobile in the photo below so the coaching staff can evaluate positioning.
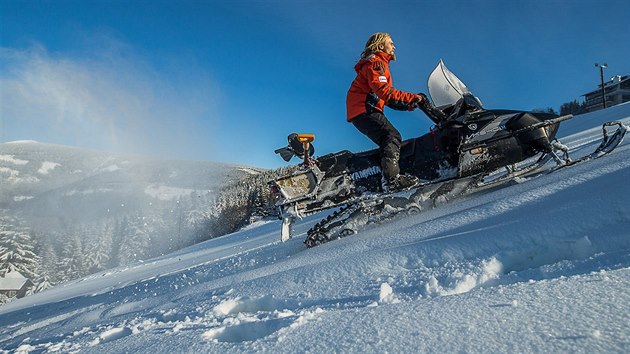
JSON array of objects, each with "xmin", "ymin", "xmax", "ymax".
[{"xmin": 296, "ymin": 134, "xmax": 315, "ymax": 143}]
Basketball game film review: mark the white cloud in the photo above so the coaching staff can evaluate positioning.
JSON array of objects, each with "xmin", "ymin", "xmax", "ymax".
[{"xmin": 0, "ymin": 40, "xmax": 221, "ymax": 159}]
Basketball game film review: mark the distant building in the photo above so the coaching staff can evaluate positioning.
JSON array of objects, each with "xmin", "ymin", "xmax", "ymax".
[
  {"xmin": 0, "ymin": 270, "xmax": 34, "ymax": 299},
  {"xmin": 583, "ymin": 75, "xmax": 630, "ymax": 112}
]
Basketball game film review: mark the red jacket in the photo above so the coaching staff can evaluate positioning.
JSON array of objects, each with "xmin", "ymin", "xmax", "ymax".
[{"xmin": 346, "ymin": 51, "xmax": 418, "ymax": 121}]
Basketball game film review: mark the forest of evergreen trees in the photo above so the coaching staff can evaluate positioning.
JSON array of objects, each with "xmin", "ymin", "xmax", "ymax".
[
  {"xmin": 531, "ymin": 98, "xmax": 589, "ymax": 117},
  {"xmin": 0, "ymin": 165, "xmax": 296, "ymax": 305},
  {"xmin": 559, "ymin": 99, "xmax": 589, "ymax": 116}
]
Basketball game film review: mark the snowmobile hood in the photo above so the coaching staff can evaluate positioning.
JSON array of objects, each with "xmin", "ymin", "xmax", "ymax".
[{"xmin": 427, "ymin": 59, "xmax": 472, "ymax": 108}]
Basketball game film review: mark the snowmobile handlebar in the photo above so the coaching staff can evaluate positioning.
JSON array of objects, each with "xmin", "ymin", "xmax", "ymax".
[
  {"xmin": 295, "ymin": 134, "xmax": 315, "ymax": 166},
  {"xmin": 274, "ymin": 133, "xmax": 316, "ymax": 163}
]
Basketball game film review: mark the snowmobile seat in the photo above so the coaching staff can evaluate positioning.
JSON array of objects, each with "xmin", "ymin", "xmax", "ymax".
[{"xmin": 317, "ymin": 150, "xmax": 354, "ymax": 176}]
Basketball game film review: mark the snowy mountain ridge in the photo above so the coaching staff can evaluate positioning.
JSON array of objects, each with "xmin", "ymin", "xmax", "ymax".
[
  {"xmin": 0, "ymin": 103, "xmax": 629, "ymax": 353},
  {"xmin": 1, "ymin": 141, "xmax": 260, "ymax": 208}
]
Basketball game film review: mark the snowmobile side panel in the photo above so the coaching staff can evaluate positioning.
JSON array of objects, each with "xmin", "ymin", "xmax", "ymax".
[
  {"xmin": 507, "ymin": 112, "xmax": 555, "ymax": 152},
  {"xmin": 459, "ymin": 137, "xmax": 525, "ymax": 177}
]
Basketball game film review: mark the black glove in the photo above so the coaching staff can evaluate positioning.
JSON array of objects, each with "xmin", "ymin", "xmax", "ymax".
[{"xmin": 416, "ymin": 93, "xmax": 447, "ymax": 124}]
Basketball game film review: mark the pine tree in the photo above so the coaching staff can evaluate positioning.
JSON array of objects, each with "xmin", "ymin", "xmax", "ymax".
[
  {"xmin": 39, "ymin": 231, "xmax": 66, "ymax": 284},
  {"xmin": 34, "ymin": 275, "xmax": 54, "ymax": 293},
  {"xmin": 119, "ymin": 212, "xmax": 152, "ymax": 265},
  {"xmin": 0, "ymin": 213, "xmax": 40, "ymax": 280},
  {"xmin": 110, "ymin": 217, "xmax": 128, "ymax": 268},
  {"xmin": 560, "ymin": 99, "xmax": 588, "ymax": 116},
  {"xmin": 58, "ymin": 233, "xmax": 87, "ymax": 282},
  {"xmin": 32, "ymin": 232, "xmax": 58, "ymax": 287},
  {"xmin": 81, "ymin": 222, "xmax": 113, "ymax": 273}
]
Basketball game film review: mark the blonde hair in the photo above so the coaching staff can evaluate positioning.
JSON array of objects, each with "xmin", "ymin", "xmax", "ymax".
[{"xmin": 361, "ymin": 32, "xmax": 391, "ymax": 59}]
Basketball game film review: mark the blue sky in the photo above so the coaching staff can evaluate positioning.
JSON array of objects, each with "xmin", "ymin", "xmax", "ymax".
[{"xmin": 2, "ymin": 0, "xmax": 629, "ymax": 168}]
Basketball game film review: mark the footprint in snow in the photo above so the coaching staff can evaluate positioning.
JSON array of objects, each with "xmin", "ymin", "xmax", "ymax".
[
  {"xmin": 92, "ymin": 326, "xmax": 132, "ymax": 346},
  {"xmin": 203, "ymin": 295, "xmax": 316, "ymax": 343}
]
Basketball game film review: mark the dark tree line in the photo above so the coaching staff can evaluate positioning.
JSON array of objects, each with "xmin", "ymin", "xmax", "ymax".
[
  {"xmin": 532, "ymin": 98, "xmax": 589, "ymax": 117},
  {"xmin": 559, "ymin": 100, "xmax": 588, "ymax": 116},
  {"xmin": 192, "ymin": 166, "xmax": 298, "ymax": 242}
]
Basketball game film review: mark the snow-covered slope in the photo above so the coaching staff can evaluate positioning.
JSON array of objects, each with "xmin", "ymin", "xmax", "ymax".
[{"xmin": 1, "ymin": 104, "xmax": 629, "ymax": 353}]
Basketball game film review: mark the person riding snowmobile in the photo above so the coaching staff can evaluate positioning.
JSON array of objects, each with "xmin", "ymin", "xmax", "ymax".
[{"xmin": 346, "ymin": 32, "xmax": 446, "ymax": 191}]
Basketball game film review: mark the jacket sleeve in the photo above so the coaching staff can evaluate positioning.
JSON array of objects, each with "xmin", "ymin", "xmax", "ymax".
[{"xmin": 364, "ymin": 61, "xmax": 419, "ymax": 111}]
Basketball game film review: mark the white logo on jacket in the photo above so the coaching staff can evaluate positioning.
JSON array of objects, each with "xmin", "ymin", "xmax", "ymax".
[{"xmin": 378, "ymin": 76, "xmax": 387, "ymax": 83}]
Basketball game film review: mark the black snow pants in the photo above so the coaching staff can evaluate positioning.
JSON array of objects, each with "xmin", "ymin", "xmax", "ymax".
[{"xmin": 351, "ymin": 110, "xmax": 401, "ymax": 180}]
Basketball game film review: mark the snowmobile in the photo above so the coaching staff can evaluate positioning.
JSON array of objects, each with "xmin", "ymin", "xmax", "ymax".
[{"xmin": 269, "ymin": 60, "xmax": 627, "ymax": 247}]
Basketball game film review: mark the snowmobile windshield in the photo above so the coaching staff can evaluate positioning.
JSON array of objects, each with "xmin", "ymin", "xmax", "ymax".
[{"xmin": 427, "ymin": 59, "xmax": 472, "ymax": 108}]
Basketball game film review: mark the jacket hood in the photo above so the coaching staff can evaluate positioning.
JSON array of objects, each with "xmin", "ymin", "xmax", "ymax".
[{"xmin": 354, "ymin": 51, "xmax": 392, "ymax": 72}]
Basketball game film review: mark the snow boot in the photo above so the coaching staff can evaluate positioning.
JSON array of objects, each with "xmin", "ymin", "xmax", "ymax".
[{"xmin": 384, "ymin": 174, "xmax": 419, "ymax": 192}]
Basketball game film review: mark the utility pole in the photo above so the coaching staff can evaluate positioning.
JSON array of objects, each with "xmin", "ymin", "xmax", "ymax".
[{"xmin": 595, "ymin": 63, "xmax": 607, "ymax": 109}]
